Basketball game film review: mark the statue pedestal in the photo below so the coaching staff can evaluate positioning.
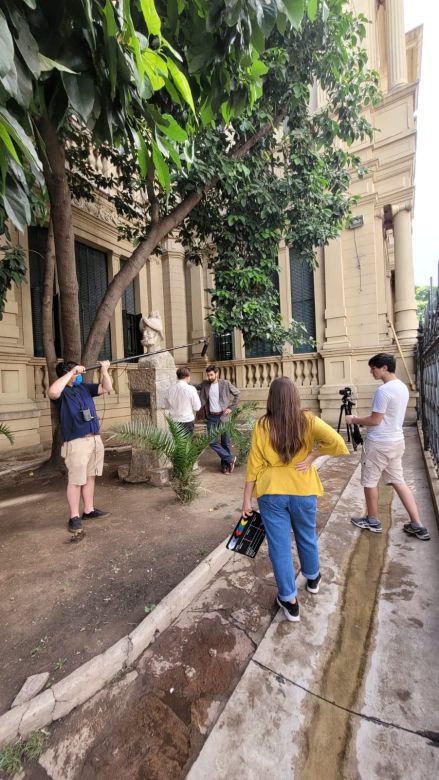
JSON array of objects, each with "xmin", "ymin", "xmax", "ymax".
[{"xmin": 118, "ymin": 351, "xmax": 176, "ymax": 484}]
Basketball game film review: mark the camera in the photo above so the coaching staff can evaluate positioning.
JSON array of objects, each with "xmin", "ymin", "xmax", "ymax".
[
  {"xmin": 81, "ymin": 408, "xmax": 94, "ymax": 422},
  {"xmin": 339, "ymin": 387, "xmax": 352, "ymax": 397}
]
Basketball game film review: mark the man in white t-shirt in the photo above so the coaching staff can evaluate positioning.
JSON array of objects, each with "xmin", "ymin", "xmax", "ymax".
[
  {"xmin": 346, "ymin": 353, "xmax": 430, "ymax": 541},
  {"xmin": 164, "ymin": 367, "xmax": 201, "ymax": 435}
]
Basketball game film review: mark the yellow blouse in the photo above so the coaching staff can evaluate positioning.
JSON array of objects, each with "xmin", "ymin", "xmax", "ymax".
[{"xmin": 245, "ymin": 412, "xmax": 349, "ymax": 498}]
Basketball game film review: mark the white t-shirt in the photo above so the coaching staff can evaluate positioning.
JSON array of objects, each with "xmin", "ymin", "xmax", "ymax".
[
  {"xmin": 367, "ymin": 379, "xmax": 409, "ymax": 442},
  {"xmin": 208, "ymin": 382, "xmax": 222, "ymax": 413},
  {"xmin": 164, "ymin": 381, "xmax": 201, "ymax": 422}
]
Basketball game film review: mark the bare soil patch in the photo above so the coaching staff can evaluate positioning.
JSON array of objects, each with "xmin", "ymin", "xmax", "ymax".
[{"xmin": 0, "ymin": 447, "xmax": 245, "ymax": 714}]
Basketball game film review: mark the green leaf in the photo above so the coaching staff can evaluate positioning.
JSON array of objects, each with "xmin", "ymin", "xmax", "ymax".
[
  {"xmin": 2, "ymin": 178, "xmax": 30, "ymax": 230},
  {"xmin": 38, "ymin": 54, "xmax": 77, "ymax": 74},
  {"xmin": 0, "ymin": 124, "xmax": 19, "ymax": 163},
  {"xmin": 0, "ymin": 9, "xmax": 14, "ymax": 79},
  {"xmin": 157, "ymin": 113, "xmax": 187, "ymax": 143},
  {"xmin": 102, "ymin": 0, "xmax": 117, "ymax": 37},
  {"xmin": 136, "ymin": 132, "xmax": 148, "ymax": 177},
  {"xmin": 0, "ymin": 108, "xmax": 41, "ymax": 171},
  {"xmin": 307, "ymin": 0, "xmax": 318, "ymax": 22},
  {"xmin": 282, "ymin": 0, "xmax": 305, "ymax": 30},
  {"xmin": 151, "ymin": 139, "xmax": 170, "ymax": 190},
  {"xmin": 13, "ymin": 14, "xmax": 40, "ymax": 77},
  {"xmin": 62, "ymin": 73, "xmax": 96, "ymax": 124},
  {"xmin": 140, "ymin": 0, "xmax": 161, "ymax": 36},
  {"xmin": 167, "ymin": 58, "xmax": 195, "ymax": 114}
]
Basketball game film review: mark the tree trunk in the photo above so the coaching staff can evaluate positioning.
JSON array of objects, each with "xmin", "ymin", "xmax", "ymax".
[
  {"xmin": 42, "ymin": 218, "xmax": 57, "ymax": 384},
  {"xmin": 37, "ymin": 116, "xmax": 82, "ymax": 363},
  {"xmin": 41, "ymin": 218, "xmax": 65, "ymax": 470}
]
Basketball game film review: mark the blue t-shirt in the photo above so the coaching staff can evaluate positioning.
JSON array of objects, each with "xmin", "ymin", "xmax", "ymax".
[{"xmin": 53, "ymin": 383, "xmax": 100, "ymax": 442}]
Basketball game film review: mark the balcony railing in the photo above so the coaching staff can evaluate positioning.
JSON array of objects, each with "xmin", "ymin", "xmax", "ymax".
[{"xmin": 211, "ymin": 353, "xmax": 321, "ymax": 390}]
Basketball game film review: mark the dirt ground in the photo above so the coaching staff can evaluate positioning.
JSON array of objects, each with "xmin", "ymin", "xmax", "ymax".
[
  {"xmin": 11, "ymin": 453, "xmax": 360, "ymax": 780},
  {"xmin": 0, "ymin": 446, "xmax": 248, "ymax": 715}
]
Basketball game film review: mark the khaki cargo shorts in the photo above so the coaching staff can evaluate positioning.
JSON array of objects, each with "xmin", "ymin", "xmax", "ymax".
[
  {"xmin": 61, "ymin": 435, "xmax": 105, "ymax": 485},
  {"xmin": 360, "ymin": 438, "xmax": 405, "ymax": 488}
]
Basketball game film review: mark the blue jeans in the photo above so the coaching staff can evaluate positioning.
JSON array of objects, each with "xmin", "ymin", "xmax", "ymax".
[
  {"xmin": 258, "ymin": 494, "xmax": 319, "ymax": 602},
  {"xmin": 207, "ymin": 414, "xmax": 233, "ymax": 465}
]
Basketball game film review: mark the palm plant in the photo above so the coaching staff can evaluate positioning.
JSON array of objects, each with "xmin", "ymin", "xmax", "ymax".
[
  {"xmin": 0, "ymin": 424, "xmax": 14, "ymax": 444},
  {"xmin": 111, "ymin": 416, "xmax": 232, "ymax": 503},
  {"xmin": 226, "ymin": 402, "xmax": 258, "ymax": 465}
]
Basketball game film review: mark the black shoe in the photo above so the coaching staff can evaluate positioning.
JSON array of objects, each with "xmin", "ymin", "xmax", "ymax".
[
  {"xmin": 403, "ymin": 522, "xmax": 430, "ymax": 541},
  {"xmin": 307, "ymin": 574, "xmax": 321, "ymax": 594},
  {"xmin": 68, "ymin": 516, "xmax": 83, "ymax": 534},
  {"xmin": 220, "ymin": 462, "xmax": 228, "ymax": 474},
  {"xmin": 276, "ymin": 596, "xmax": 300, "ymax": 622},
  {"xmin": 82, "ymin": 508, "xmax": 111, "ymax": 520}
]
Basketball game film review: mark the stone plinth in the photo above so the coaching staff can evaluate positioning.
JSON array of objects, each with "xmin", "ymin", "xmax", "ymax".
[{"xmin": 118, "ymin": 351, "xmax": 176, "ymax": 484}]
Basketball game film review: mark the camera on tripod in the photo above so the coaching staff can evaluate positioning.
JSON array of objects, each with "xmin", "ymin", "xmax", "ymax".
[
  {"xmin": 339, "ymin": 386, "xmax": 352, "ymax": 399},
  {"xmin": 336, "ymin": 386, "xmax": 363, "ymax": 450}
]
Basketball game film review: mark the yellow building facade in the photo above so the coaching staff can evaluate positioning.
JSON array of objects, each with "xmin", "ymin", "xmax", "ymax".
[{"xmin": 0, "ymin": 0, "xmax": 422, "ymax": 454}]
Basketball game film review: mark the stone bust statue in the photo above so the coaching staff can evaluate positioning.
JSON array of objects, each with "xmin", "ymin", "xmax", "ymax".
[{"xmin": 139, "ymin": 311, "xmax": 164, "ymax": 354}]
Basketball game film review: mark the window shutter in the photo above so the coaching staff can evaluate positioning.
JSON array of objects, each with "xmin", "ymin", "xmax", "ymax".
[
  {"xmin": 214, "ymin": 332, "xmax": 234, "ymax": 361},
  {"xmin": 289, "ymin": 249, "xmax": 316, "ymax": 353},
  {"xmin": 75, "ymin": 242, "xmax": 112, "ymax": 360}
]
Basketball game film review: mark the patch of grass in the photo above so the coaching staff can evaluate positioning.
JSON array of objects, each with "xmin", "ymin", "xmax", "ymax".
[
  {"xmin": 0, "ymin": 732, "xmax": 46, "ymax": 775},
  {"xmin": 53, "ymin": 657, "xmax": 67, "ymax": 672},
  {"xmin": 30, "ymin": 636, "xmax": 48, "ymax": 658},
  {"xmin": 144, "ymin": 603, "xmax": 157, "ymax": 614},
  {"xmin": 196, "ymin": 548, "xmax": 208, "ymax": 557}
]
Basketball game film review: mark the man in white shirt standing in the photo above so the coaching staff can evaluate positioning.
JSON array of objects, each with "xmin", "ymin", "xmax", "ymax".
[
  {"xmin": 346, "ymin": 353, "xmax": 430, "ymax": 541},
  {"xmin": 164, "ymin": 367, "xmax": 201, "ymax": 435}
]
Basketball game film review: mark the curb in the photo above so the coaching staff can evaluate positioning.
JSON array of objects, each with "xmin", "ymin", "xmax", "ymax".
[
  {"xmin": 417, "ymin": 422, "xmax": 439, "ymax": 531},
  {"xmin": 0, "ymin": 538, "xmax": 231, "ymax": 748}
]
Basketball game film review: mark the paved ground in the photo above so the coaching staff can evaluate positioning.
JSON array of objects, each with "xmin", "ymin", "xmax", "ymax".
[
  {"xmin": 188, "ymin": 428, "xmax": 439, "ymax": 780},
  {"xmin": 3, "ymin": 428, "xmax": 439, "ymax": 779}
]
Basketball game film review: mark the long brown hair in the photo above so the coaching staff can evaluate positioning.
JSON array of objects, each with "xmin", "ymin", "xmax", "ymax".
[{"xmin": 261, "ymin": 377, "xmax": 309, "ymax": 463}]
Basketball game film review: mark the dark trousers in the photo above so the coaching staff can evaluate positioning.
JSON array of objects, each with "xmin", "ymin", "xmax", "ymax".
[
  {"xmin": 180, "ymin": 421, "xmax": 194, "ymax": 435},
  {"xmin": 207, "ymin": 414, "xmax": 232, "ymax": 465}
]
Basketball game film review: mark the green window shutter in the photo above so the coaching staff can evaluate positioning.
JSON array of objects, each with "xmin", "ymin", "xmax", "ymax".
[
  {"xmin": 75, "ymin": 242, "xmax": 112, "ymax": 360},
  {"xmin": 120, "ymin": 260, "xmax": 142, "ymax": 358},
  {"xmin": 289, "ymin": 249, "xmax": 316, "ymax": 354},
  {"xmin": 214, "ymin": 332, "xmax": 234, "ymax": 361}
]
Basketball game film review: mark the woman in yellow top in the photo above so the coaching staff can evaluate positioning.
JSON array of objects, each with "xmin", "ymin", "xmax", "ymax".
[{"xmin": 242, "ymin": 377, "xmax": 349, "ymax": 622}]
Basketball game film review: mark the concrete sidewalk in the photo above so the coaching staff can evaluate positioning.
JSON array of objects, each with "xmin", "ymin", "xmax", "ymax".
[{"xmin": 188, "ymin": 428, "xmax": 439, "ymax": 779}]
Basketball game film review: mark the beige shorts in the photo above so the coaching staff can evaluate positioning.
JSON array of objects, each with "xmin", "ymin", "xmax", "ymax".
[
  {"xmin": 61, "ymin": 435, "xmax": 105, "ymax": 485},
  {"xmin": 360, "ymin": 438, "xmax": 405, "ymax": 488}
]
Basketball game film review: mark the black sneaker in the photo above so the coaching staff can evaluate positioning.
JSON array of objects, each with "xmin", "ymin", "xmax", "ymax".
[
  {"xmin": 351, "ymin": 515, "xmax": 382, "ymax": 534},
  {"xmin": 403, "ymin": 523, "xmax": 430, "ymax": 541},
  {"xmin": 82, "ymin": 508, "xmax": 111, "ymax": 520},
  {"xmin": 276, "ymin": 596, "xmax": 300, "ymax": 622},
  {"xmin": 68, "ymin": 516, "xmax": 83, "ymax": 534},
  {"xmin": 307, "ymin": 574, "xmax": 321, "ymax": 594}
]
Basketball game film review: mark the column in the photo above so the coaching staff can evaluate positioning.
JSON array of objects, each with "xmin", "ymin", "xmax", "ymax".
[
  {"xmin": 393, "ymin": 205, "xmax": 418, "ymax": 342},
  {"xmin": 385, "ymin": 0, "xmax": 407, "ymax": 91},
  {"xmin": 323, "ymin": 238, "xmax": 350, "ymax": 350},
  {"xmin": 162, "ymin": 239, "xmax": 189, "ymax": 363},
  {"xmin": 189, "ymin": 262, "xmax": 207, "ymax": 361}
]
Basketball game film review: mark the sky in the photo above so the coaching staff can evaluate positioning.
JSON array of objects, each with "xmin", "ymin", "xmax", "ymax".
[{"xmin": 404, "ymin": 0, "xmax": 439, "ymax": 286}]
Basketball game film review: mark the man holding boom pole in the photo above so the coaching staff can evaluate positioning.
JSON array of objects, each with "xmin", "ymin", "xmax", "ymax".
[{"xmin": 48, "ymin": 361, "xmax": 112, "ymax": 539}]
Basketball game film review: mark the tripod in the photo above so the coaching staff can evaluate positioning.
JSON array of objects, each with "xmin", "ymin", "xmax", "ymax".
[{"xmin": 337, "ymin": 388, "xmax": 363, "ymax": 451}]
